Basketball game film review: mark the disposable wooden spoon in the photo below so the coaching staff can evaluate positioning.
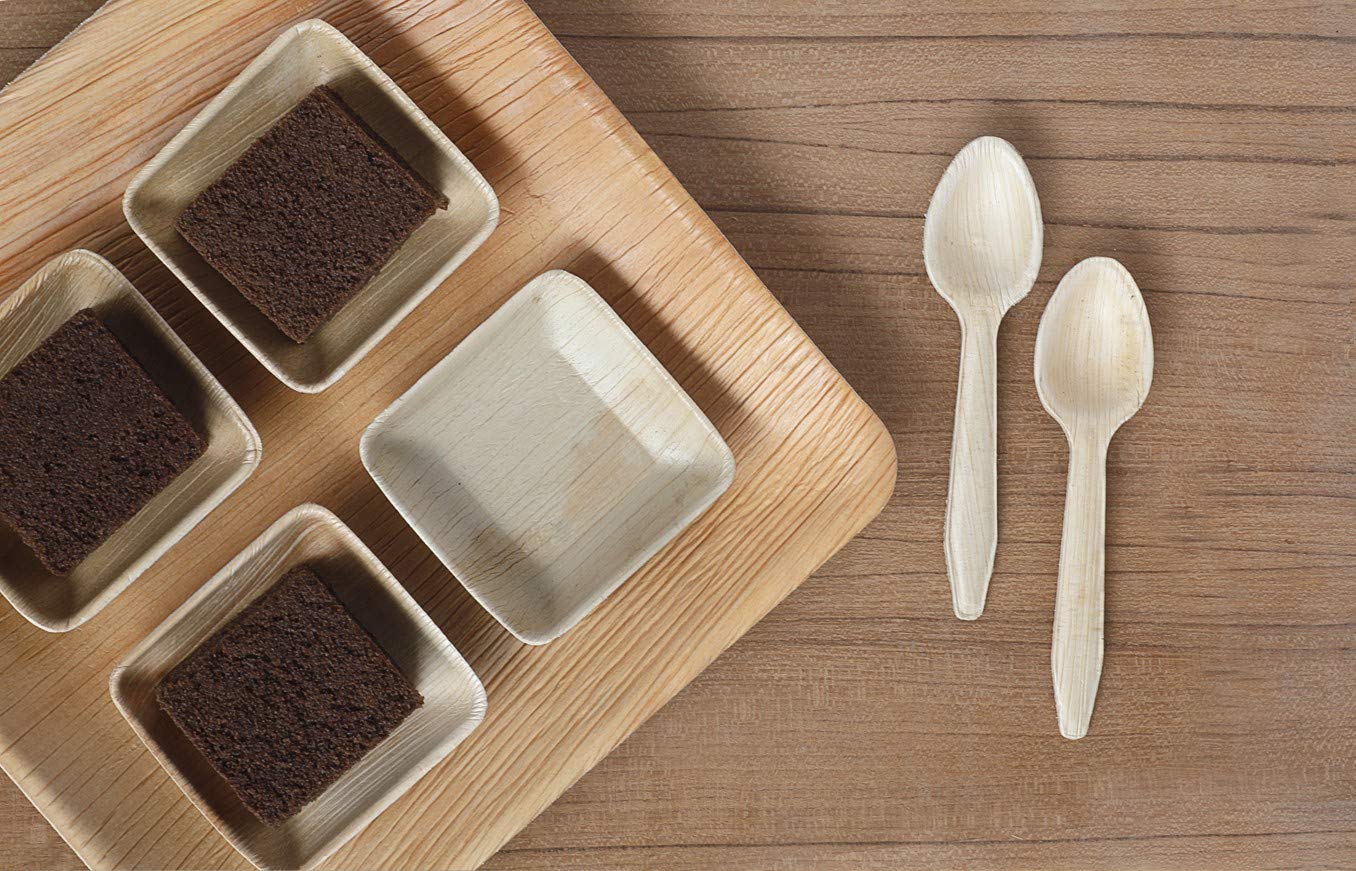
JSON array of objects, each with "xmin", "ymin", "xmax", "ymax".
[
  {"xmin": 924, "ymin": 136, "xmax": 1043, "ymax": 620},
  {"xmin": 1034, "ymin": 257, "xmax": 1154, "ymax": 739}
]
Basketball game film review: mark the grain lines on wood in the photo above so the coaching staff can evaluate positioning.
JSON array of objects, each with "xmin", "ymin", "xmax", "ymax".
[{"xmin": 1, "ymin": 1, "xmax": 1353, "ymax": 870}]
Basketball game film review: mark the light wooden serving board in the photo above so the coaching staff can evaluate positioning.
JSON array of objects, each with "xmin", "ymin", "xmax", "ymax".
[{"xmin": 0, "ymin": 1, "xmax": 895, "ymax": 869}]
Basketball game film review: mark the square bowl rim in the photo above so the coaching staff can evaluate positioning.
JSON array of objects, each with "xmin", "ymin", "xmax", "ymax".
[
  {"xmin": 360, "ymin": 269, "xmax": 736, "ymax": 645},
  {"xmin": 108, "ymin": 502, "xmax": 488, "ymax": 870},
  {"xmin": 0, "ymin": 248, "xmax": 262, "ymax": 632},
  {"xmin": 122, "ymin": 17, "xmax": 500, "ymax": 393}
]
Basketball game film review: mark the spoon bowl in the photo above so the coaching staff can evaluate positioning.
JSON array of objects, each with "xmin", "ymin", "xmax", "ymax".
[
  {"xmin": 925, "ymin": 136, "xmax": 1043, "ymax": 315},
  {"xmin": 1035, "ymin": 257, "xmax": 1154, "ymax": 432},
  {"xmin": 1034, "ymin": 256, "xmax": 1153, "ymax": 739},
  {"xmin": 923, "ymin": 136, "xmax": 1043, "ymax": 620}
]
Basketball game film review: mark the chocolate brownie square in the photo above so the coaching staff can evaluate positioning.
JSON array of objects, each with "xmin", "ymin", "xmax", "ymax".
[
  {"xmin": 0, "ymin": 309, "xmax": 205, "ymax": 575},
  {"xmin": 155, "ymin": 564, "xmax": 423, "ymax": 824},
  {"xmin": 175, "ymin": 85, "xmax": 449, "ymax": 342}
]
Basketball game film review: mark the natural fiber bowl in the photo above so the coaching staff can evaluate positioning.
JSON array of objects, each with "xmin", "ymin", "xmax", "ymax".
[
  {"xmin": 362, "ymin": 270, "xmax": 736, "ymax": 645},
  {"xmin": 0, "ymin": 249, "xmax": 261, "ymax": 632},
  {"xmin": 124, "ymin": 19, "xmax": 499, "ymax": 393},
  {"xmin": 110, "ymin": 503, "xmax": 487, "ymax": 869}
]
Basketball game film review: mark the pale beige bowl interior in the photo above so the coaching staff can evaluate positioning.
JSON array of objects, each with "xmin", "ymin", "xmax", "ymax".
[
  {"xmin": 361, "ymin": 271, "xmax": 736, "ymax": 645},
  {"xmin": 123, "ymin": 19, "xmax": 499, "ymax": 393},
  {"xmin": 0, "ymin": 250, "xmax": 261, "ymax": 632},
  {"xmin": 110, "ymin": 503, "xmax": 487, "ymax": 870}
]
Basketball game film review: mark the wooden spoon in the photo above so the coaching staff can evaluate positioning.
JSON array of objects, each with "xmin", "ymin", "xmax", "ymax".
[
  {"xmin": 1034, "ymin": 257, "xmax": 1154, "ymax": 739},
  {"xmin": 924, "ymin": 136, "xmax": 1043, "ymax": 620}
]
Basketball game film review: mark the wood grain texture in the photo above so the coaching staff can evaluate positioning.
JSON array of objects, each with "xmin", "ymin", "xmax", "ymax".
[
  {"xmin": 3, "ymin": 0, "xmax": 1355, "ymax": 870},
  {"xmin": 0, "ymin": 0, "xmax": 895, "ymax": 868}
]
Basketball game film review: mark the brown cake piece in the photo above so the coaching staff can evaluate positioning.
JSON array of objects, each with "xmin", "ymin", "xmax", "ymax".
[
  {"xmin": 0, "ymin": 309, "xmax": 205, "ymax": 575},
  {"xmin": 155, "ymin": 564, "xmax": 423, "ymax": 824},
  {"xmin": 175, "ymin": 85, "xmax": 449, "ymax": 343}
]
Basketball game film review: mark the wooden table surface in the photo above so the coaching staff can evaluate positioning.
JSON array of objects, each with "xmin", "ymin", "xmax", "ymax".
[{"xmin": 2, "ymin": 1, "xmax": 1352, "ymax": 869}]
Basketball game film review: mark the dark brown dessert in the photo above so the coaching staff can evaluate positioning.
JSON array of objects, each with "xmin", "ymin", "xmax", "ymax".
[
  {"xmin": 0, "ymin": 309, "xmax": 205, "ymax": 575},
  {"xmin": 155, "ymin": 564, "xmax": 423, "ymax": 824},
  {"xmin": 175, "ymin": 85, "xmax": 449, "ymax": 343}
]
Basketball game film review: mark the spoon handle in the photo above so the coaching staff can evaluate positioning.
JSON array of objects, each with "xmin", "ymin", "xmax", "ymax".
[
  {"xmin": 1051, "ymin": 434, "xmax": 1109, "ymax": 739},
  {"xmin": 944, "ymin": 313, "xmax": 1000, "ymax": 620}
]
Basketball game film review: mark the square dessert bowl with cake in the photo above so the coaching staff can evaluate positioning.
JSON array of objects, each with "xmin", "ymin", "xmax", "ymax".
[
  {"xmin": 124, "ymin": 18, "xmax": 499, "ymax": 393},
  {"xmin": 110, "ymin": 503, "xmax": 487, "ymax": 870},
  {"xmin": 0, "ymin": 250, "xmax": 261, "ymax": 632}
]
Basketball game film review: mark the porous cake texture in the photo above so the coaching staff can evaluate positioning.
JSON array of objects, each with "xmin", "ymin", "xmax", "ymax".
[
  {"xmin": 155, "ymin": 564, "xmax": 423, "ymax": 824},
  {"xmin": 175, "ymin": 86, "xmax": 449, "ymax": 342},
  {"xmin": 0, "ymin": 309, "xmax": 204, "ymax": 575}
]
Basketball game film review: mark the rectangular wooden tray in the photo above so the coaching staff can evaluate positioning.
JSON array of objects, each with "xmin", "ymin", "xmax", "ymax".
[{"xmin": 0, "ymin": 1, "xmax": 896, "ymax": 868}]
